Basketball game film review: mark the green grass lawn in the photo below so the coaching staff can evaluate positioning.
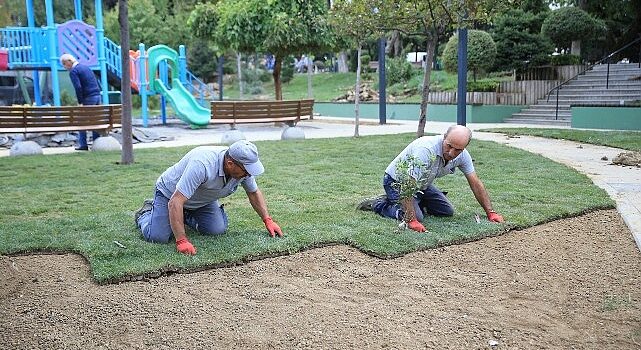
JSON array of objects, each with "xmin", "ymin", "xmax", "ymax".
[
  {"xmin": 222, "ymin": 70, "xmax": 510, "ymax": 103},
  {"xmin": 0, "ymin": 134, "xmax": 614, "ymax": 283},
  {"xmin": 224, "ymin": 72, "xmax": 359, "ymax": 101},
  {"xmin": 479, "ymin": 127, "xmax": 641, "ymax": 152}
]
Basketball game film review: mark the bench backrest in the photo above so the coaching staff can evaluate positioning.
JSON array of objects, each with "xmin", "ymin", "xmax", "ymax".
[
  {"xmin": 210, "ymin": 99, "xmax": 314, "ymax": 123},
  {"xmin": 0, "ymin": 104, "xmax": 122, "ymax": 130}
]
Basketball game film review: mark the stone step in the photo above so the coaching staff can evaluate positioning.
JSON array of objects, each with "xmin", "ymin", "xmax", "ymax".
[
  {"xmin": 517, "ymin": 109, "xmax": 571, "ymax": 115},
  {"xmin": 566, "ymin": 81, "xmax": 641, "ymax": 87},
  {"xmin": 503, "ymin": 117, "xmax": 571, "ymax": 126},
  {"xmin": 553, "ymin": 88, "xmax": 641, "ymax": 94},
  {"xmin": 583, "ymin": 69, "xmax": 641, "ymax": 75},
  {"xmin": 512, "ymin": 112, "xmax": 572, "ymax": 119},
  {"xmin": 536, "ymin": 99, "xmax": 638, "ymax": 105},
  {"xmin": 547, "ymin": 94, "xmax": 641, "ymax": 100},
  {"xmin": 572, "ymin": 77, "xmax": 641, "ymax": 83},
  {"xmin": 526, "ymin": 104, "xmax": 572, "ymax": 110},
  {"xmin": 591, "ymin": 64, "xmax": 641, "ymax": 71}
]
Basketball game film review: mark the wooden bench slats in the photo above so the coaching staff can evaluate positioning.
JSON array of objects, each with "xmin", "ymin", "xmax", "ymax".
[
  {"xmin": 210, "ymin": 99, "xmax": 314, "ymax": 126},
  {"xmin": 0, "ymin": 104, "xmax": 122, "ymax": 134}
]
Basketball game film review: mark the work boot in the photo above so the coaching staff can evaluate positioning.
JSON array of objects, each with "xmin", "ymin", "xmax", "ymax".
[
  {"xmin": 357, "ymin": 195, "xmax": 387, "ymax": 211},
  {"xmin": 134, "ymin": 199, "xmax": 154, "ymax": 226}
]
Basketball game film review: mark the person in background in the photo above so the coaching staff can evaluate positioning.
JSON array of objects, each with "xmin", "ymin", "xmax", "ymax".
[{"xmin": 60, "ymin": 53, "xmax": 101, "ymax": 151}]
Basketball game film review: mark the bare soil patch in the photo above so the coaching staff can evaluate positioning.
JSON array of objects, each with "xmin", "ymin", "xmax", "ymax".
[{"xmin": 1, "ymin": 209, "xmax": 640, "ymax": 349}]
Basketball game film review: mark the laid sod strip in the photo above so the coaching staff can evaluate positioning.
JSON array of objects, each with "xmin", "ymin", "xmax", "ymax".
[
  {"xmin": 479, "ymin": 127, "xmax": 641, "ymax": 152},
  {"xmin": 0, "ymin": 134, "xmax": 614, "ymax": 283}
]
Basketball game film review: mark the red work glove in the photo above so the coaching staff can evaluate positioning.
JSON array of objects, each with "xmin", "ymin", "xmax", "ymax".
[
  {"xmin": 487, "ymin": 211, "xmax": 504, "ymax": 223},
  {"xmin": 176, "ymin": 238, "xmax": 196, "ymax": 255},
  {"xmin": 263, "ymin": 216, "xmax": 283, "ymax": 237},
  {"xmin": 407, "ymin": 219, "xmax": 426, "ymax": 232}
]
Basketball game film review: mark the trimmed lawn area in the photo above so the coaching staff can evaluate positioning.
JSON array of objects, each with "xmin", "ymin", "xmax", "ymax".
[
  {"xmin": 0, "ymin": 134, "xmax": 614, "ymax": 283},
  {"xmin": 479, "ymin": 127, "xmax": 641, "ymax": 152}
]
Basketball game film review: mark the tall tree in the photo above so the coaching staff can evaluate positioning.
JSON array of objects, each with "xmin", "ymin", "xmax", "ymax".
[
  {"xmin": 442, "ymin": 30, "xmax": 497, "ymax": 81},
  {"xmin": 329, "ymin": 0, "xmax": 384, "ymax": 137},
  {"xmin": 380, "ymin": 0, "xmax": 513, "ymax": 137},
  {"xmin": 491, "ymin": 8, "xmax": 554, "ymax": 71},
  {"xmin": 189, "ymin": 0, "xmax": 334, "ymax": 100},
  {"xmin": 119, "ymin": 0, "xmax": 133, "ymax": 165},
  {"xmin": 541, "ymin": 6, "xmax": 605, "ymax": 57}
]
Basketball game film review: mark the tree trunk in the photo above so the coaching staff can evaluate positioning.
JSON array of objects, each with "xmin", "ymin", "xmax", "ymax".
[
  {"xmin": 118, "ymin": 0, "xmax": 133, "ymax": 164},
  {"xmin": 236, "ymin": 52, "xmax": 244, "ymax": 99},
  {"xmin": 307, "ymin": 54, "xmax": 313, "ymax": 98},
  {"xmin": 337, "ymin": 51, "xmax": 349, "ymax": 73},
  {"xmin": 354, "ymin": 45, "xmax": 361, "ymax": 138},
  {"xmin": 273, "ymin": 54, "xmax": 283, "ymax": 100},
  {"xmin": 417, "ymin": 35, "xmax": 437, "ymax": 138},
  {"xmin": 386, "ymin": 30, "xmax": 402, "ymax": 57},
  {"xmin": 571, "ymin": 40, "xmax": 581, "ymax": 58}
]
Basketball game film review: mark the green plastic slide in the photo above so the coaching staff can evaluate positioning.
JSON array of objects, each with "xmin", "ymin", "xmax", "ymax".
[
  {"xmin": 146, "ymin": 44, "xmax": 210, "ymax": 127},
  {"xmin": 153, "ymin": 78, "xmax": 210, "ymax": 126}
]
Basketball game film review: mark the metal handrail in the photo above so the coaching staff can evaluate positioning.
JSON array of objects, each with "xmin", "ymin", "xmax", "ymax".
[{"xmin": 545, "ymin": 36, "xmax": 641, "ymax": 119}]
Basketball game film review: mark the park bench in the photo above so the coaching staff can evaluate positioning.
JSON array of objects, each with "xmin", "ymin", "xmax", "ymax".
[
  {"xmin": 0, "ymin": 104, "xmax": 122, "ymax": 135},
  {"xmin": 210, "ymin": 99, "xmax": 314, "ymax": 128}
]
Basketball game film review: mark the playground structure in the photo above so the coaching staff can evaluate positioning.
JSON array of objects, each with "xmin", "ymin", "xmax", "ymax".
[{"xmin": 0, "ymin": 0, "xmax": 215, "ymax": 128}]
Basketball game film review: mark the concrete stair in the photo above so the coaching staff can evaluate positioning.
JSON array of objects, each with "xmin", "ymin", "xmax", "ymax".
[{"xmin": 505, "ymin": 63, "xmax": 641, "ymax": 126}]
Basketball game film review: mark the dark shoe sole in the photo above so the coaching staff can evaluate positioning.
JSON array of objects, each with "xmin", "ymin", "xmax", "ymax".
[
  {"xmin": 134, "ymin": 199, "xmax": 154, "ymax": 225},
  {"xmin": 357, "ymin": 195, "xmax": 387, "ymax": 211}
]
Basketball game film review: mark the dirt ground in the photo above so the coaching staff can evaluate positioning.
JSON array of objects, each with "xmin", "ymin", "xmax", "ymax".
[{"xmin": 1, "ymin": 209, "xmax": 640, "ymax": 350}]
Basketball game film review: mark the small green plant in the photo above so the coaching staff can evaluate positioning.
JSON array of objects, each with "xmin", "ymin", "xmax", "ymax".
[
  {"xmin": 391, "ymin": 154, "xmax": 433, "ymax": 230},
  {"xmin": 386, "ymin": 56, "xmax": 414, "ymax": 86},
  {"xmin": 467, "ymin": 80, "xmax": 499, "ymax": 92},
  {"xmin": 242, "ymin": 68, "xmax": 265, "ymax": 95},
  {"xmin": 599, "ymin": 294, "xmax": 632, "ymax": 312},
  {"xmin": 550, "ymin": 54, "xmax": 581, "ymax": 66}
]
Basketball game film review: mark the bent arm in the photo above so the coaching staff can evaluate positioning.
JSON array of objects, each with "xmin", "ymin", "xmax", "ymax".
[
  {"xmin": 168, "ymin": 190, "xmax": 189, "ymax": 241},
  {"xmin": 465, "ymin": 172, "xmax": 495, "ymax": 215}
]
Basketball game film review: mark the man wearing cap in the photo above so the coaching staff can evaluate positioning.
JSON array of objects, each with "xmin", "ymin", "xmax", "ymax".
[{"xmin": 134, "ymin": 140, "xmax": 282, "ymax": 255}]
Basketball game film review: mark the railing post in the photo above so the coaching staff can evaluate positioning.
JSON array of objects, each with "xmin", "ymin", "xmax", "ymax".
[
  {"xmin": 606, "ymin": 56, "xmax": 610, "ymax": 89},
  {"xmin": 555, "ymin": 88, "xmax": 559, "ymax": 120}
]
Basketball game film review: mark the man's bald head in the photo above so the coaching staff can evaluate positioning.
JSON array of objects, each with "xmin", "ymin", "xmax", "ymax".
[
  {"xmin": 442, "ymin": 125, "xmax": 472, "ymax": 161},
  {"xmin": 444, "ymin": 125, "xmax": 472, "ymax": 147}
]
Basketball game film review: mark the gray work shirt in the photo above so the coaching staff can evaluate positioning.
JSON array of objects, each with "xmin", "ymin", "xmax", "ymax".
[
  {"xmin": 385, "ymin": 135, "xmax": 475, "ymax": 189},
  {"xmin": 156, "ymin": 146, "xmax": 258, "ymax": 209}
]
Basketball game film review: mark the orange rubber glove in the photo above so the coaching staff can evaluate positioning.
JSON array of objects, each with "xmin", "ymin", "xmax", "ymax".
[
  {"xmin": 263, "ymin": 216, "xmax": 283, "ymax": 237},
  {"xmin": 407, "ymin": 219, "xmax": 426, "ymax": 232},
  {"xmin": 487, "ymin": 211, "xmax": 504, "ymax": 223},
  {"xmin": 176, "ymin": 238, "xmax": 196, "ymax": 255}
]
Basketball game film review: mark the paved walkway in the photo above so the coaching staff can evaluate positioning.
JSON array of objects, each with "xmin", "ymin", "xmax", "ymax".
[{"xmin": 2, "ymin": 117, "xmax": 640, "ymax": 251}]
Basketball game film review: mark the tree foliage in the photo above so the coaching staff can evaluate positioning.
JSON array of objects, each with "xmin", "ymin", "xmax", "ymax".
[
  {"xmin": 329, "ymin": 0, "xmax": 386, "ymax": 137},
  {"xmin": 442, "ymin": 30, "xmax": 497, "ymax": 80},
  {"xmin": 541, "ymin": 6, "xmax": 605, "ymax": 50},
  {"xmin": 189, "ymin": 0, "xmax": 334, "ymax": 100},
  {"xmin": 103, "ymin": 0, "xmax": 192, "ymax": 49},
  {"xmin": 491, "ymin": 9, "xmax": 554, "ymax": 71}
]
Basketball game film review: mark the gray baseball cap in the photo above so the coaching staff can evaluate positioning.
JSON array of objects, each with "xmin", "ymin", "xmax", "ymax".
[{"xmin": 228, "ymin": 140, "xmax": 264, "ymax": 176}]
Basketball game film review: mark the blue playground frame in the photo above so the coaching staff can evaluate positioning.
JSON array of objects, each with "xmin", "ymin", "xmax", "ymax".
[{"xmin": 0, "ymin": 0, "xmax": 215, "ymax": 127}]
